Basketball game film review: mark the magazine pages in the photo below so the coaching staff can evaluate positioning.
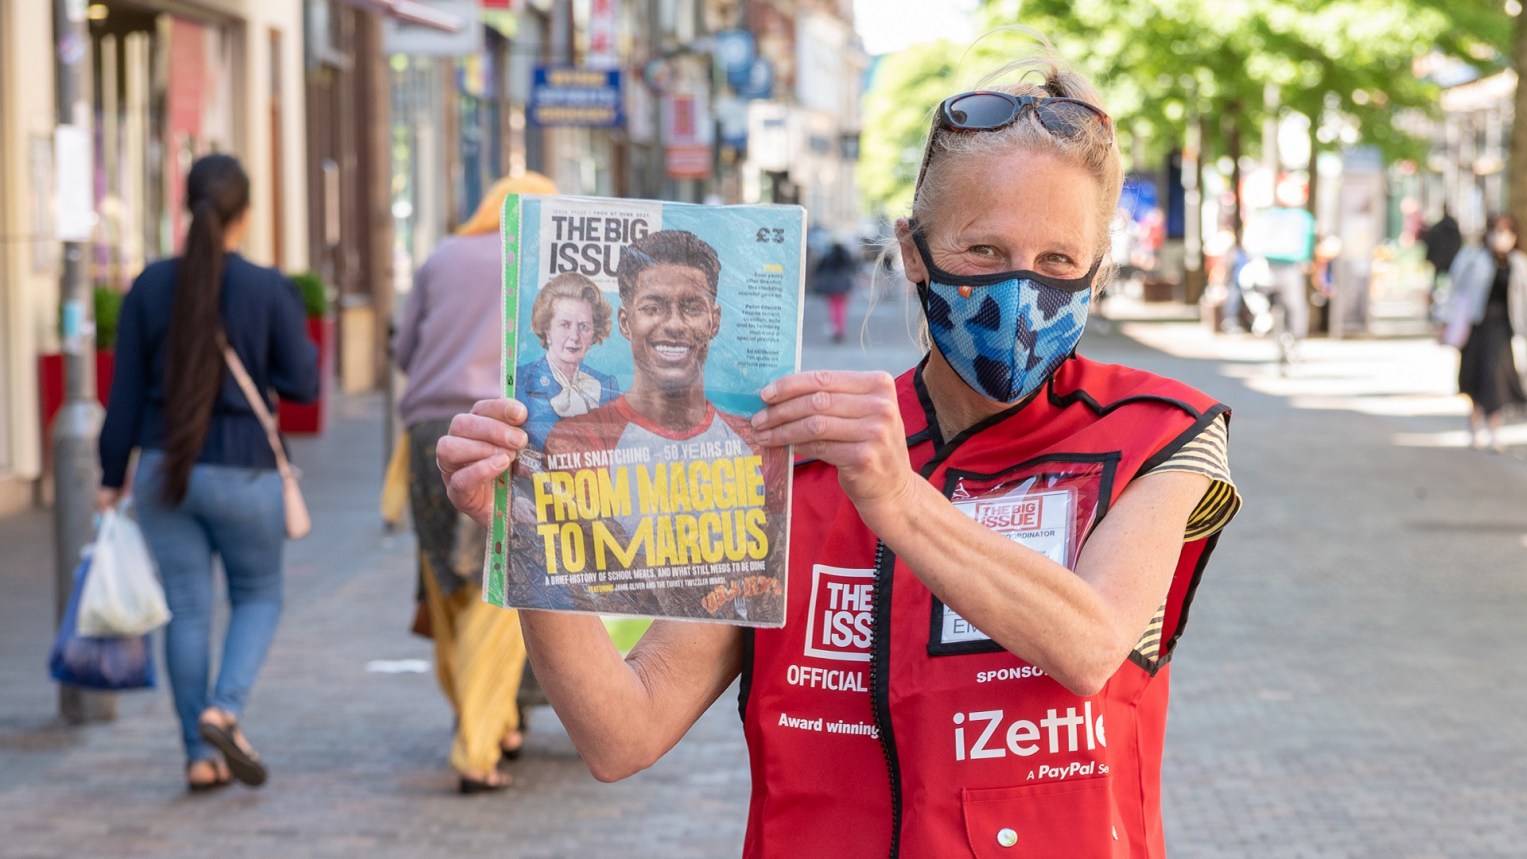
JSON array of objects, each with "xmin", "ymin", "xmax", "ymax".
[{"xmin": 485, "ymin": 194, "xmax": 806, "ymax": 627}]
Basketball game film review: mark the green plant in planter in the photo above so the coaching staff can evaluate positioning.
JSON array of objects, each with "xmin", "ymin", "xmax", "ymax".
[
  {"xmin": 290, "ymin": 271, "xmax": 331, "ymax": 319},
  {"xmin": 93, "ymin": 285, "xmax": 125, "ymax": 351}
]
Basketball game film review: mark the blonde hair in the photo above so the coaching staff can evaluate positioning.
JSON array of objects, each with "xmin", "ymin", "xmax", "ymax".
[
  {"xmin": 912, "ymin": 36, "xmax": 1123, "ymax": 294},
  {"xmin": 530, "ymin": 272, "xmax": 614, "ymax": 348},
  {"xmin": 455, "ymin": 171, "xmax": 559, "ymax": 236}
]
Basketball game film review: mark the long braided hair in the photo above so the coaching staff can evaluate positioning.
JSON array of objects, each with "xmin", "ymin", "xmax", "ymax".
[{"xmin": 160, "ymin": 154, "xmax": 249, "ymax": 503}]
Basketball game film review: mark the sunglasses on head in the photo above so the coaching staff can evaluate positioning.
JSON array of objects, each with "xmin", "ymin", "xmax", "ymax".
[{"xmin": 915, "ymin": 91, "xmax": 1114, "ymax": 193}]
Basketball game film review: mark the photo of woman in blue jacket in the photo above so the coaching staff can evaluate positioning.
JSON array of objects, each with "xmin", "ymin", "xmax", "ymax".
[{"xmin": 516, "ymin": 272, "xmax": 621, "ymax": 448}]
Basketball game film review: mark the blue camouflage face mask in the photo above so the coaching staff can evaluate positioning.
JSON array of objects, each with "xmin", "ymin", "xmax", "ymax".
[{"xmin": 912, "ymin": 229, "xmax": 1097, "ymax": 404}]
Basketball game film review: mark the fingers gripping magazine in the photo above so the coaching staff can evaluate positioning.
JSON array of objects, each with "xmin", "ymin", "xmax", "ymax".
[{"xmin": 485, "ymin": 194, "xmax": 805, "ymax": 627}]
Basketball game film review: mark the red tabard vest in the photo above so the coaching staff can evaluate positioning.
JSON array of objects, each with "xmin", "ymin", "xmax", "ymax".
[{"xmin": 740, "ymin": 357, "xmax": 1228, "ymax": 859}]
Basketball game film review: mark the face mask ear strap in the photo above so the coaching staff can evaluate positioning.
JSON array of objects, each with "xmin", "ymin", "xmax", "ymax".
[{"xmin": 905, "ymin": 220, "xmax": 930, "ymax": 299}]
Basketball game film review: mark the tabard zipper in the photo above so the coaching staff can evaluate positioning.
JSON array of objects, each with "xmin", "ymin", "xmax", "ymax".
[{"xmin": 868, "ymin": 538, "xmax": 902, "ymax": 858}]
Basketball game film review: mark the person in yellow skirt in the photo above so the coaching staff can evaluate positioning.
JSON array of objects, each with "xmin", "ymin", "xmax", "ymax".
[{"xmin": 392, "ymin": 172, "xmax": 558, "ymax": 793}]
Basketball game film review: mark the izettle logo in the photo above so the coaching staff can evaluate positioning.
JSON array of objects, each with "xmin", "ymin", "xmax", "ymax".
[
  {"xmin": 803, "ymin": 565, "xmax": 874, "ymax": 662},
  {"xmin": 952, "ymin": 703, "xmax": 1106, "ymax": 762}
]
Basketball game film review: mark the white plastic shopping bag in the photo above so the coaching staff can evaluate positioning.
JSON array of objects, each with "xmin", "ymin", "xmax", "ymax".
[{"xmin": 76, "ymin": 506, "xmax": 171, "ymax": 637}]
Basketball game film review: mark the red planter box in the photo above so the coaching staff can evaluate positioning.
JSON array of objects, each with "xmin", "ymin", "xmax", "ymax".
[
  {"xmin": 277, "ymin": 316, "xmax": 334, "ymax": 435},
  {"xmin": 38, "ymin": 351, "xmax": 115, "ymax": 437}
]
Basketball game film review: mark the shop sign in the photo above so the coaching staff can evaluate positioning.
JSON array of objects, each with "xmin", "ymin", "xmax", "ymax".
[
  {"xmin": 644, "ymin": 57, "xmax": 675, "ymax": 94},
  {"xmin": 586, "ymin": 0, "xmax": 618, "ymax": 69},
  {"xmin": 382, "ymin": 0, "xmax": 482, "ymax": 57},
  {"xmin": 713, "ymin": 29, "xmax": 756, "ymax": 83},
  {"xmin": 54, "ymin": 125, "xmax": 93, "ymax": 242},
  {"xmin": 663, "ymin": 90, "xmax": 714, "ymax": 179},
  {"xmin": 662, "ymin": 91, "xmax": 713, "ymax": 146},
  {"xmin": 529, "ymin": 66, "xmax": 625, "ymax": 127},
  {"xmin": 735, "ymin": 56, "xmax": 774, "ymax": 101},
  {"xmin": 665, "ymin": 146, "xmax": 712, "ymax": 179}
]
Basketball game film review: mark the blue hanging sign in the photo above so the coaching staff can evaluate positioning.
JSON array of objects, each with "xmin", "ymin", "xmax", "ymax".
[
  {"xmin": 735, "ymin": 56, "xmax": 774, "ymax": 101},
  {"xmin": 714, "ymin": 29, "xmax": 756, "ymax": 81},
  {"xmin": 528, "ymin": 66, "xmax": 625, "ymax": 128}
]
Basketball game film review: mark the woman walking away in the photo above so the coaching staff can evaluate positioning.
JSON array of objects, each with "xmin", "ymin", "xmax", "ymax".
[
  {"xmin": 97, "ymin": 154, "xmax": 319, "ymax": 792},
  {"xmin": 1442, "ymin": 213, "xmax": 1527, "ymax": 452},
  {"xmin": 394, "ymin": 172, "xmax": 559, "ymax": 793},
  {"xmin": 812, "ymin": 239, "xmax": 858, "ymax": 343}
]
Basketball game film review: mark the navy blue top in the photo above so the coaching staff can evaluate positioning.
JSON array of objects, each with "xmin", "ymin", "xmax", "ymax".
[
  {"xmin": 514, "ymin": 355, "xmax": 620, "ymax": 449},
  {"xmin": 99, "ymin": 253, "xmax": 320, "ymax": 488}
]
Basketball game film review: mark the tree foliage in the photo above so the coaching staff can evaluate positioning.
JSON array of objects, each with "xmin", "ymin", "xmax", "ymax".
[
  {"xmin": 984, "ymin": 0, "xmax": 1454, "ymax": 165},
  {"xmin": 858, "ymin": 42, "xmax": 959, "ymax": 218},
  {"xmin": 858, "ymin": 0, "xmax": 1513, "ymax": 223}
]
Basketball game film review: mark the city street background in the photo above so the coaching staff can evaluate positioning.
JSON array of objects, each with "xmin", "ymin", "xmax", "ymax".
[
  {"xmin": 3, "ymin": 284, "xmax": 1526, "ymax": 858},
  {"xmin": 4, "ymin": 0, "xmax": 1527, "ymax": 856}
]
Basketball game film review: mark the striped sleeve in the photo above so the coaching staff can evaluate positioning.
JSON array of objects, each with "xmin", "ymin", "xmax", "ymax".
[{"xmin": 1146, "ymin": 413, "xmax": 1241, "ymax": 541}]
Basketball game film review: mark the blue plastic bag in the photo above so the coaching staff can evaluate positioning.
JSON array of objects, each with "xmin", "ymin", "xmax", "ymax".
[{"xmin": 48, "ymin": 551, "xmax": 156, "ymax": 691}]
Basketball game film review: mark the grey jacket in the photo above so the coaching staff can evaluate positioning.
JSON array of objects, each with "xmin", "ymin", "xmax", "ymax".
[{"xmin": 1443, "ymin": 246, "xmax": 1527, "ymax": 347}]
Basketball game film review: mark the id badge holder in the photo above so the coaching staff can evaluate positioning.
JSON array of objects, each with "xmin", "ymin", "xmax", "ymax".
[{"xmin": 928, "ymin": 454, "xmax": 1117, "ymax": 656}]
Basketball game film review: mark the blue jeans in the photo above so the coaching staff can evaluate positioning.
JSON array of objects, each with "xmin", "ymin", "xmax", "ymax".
[{"xmin": 133, "ymin": 450, "xmax": 286, "ymax": 763}]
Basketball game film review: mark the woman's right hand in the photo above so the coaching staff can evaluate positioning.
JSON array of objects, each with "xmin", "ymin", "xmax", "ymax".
[{"xmin": 436, "ymin": 398, "xmax": 529, "ymax": 528}]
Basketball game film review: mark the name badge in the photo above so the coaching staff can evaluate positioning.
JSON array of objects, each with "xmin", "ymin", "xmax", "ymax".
[{"xmin": 938, "ymin": 489, "xmax": 1074, "ymax": 645}]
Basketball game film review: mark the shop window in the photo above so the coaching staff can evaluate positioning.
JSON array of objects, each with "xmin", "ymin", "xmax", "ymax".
[{"xmin": 89, "ymin": 3, "xmax": 234, "ymax": 288}]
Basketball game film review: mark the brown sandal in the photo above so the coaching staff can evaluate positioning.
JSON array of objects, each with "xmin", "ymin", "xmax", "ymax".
[
  {"xmin": 459, "ymin": 769, "xmax": 511, "ymax": 794},
  {"xmin": 198, "ymin": 712, "xmax": 267, "ymax": 787}
]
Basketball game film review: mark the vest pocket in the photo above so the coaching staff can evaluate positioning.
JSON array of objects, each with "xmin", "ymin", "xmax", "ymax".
[{"xmin": 961, "ymin": 779, "xmax": 1125, "ymax": 858}]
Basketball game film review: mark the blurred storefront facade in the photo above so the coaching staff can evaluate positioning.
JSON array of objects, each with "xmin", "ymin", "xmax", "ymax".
[
  {"xmin": 749, "ymin": 0, "xmax": 865, "ymax": 236},
  {"xmin": 0, "ymin": 0, "xmax": 869, "ymax": 509},
  {"xmin": 0, "ymin": 0, "xmax": 308, "ymax": 513},
  {"xmin": 380, "ymin": 0, "xmax": 868, "ymax": 255},
  {"xmin": 1424, "ymin": 69, "xmax": 1514, "ymax": 240}
]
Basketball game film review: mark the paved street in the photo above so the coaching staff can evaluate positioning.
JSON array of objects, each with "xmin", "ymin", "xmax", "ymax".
[
  {"xmin": 1136, "ymin": 319, "xmax": 1527, "ymax": 859},
  {"xmin": 2, "ymin": 284, "xmax": 1526, "ymax": 857}
]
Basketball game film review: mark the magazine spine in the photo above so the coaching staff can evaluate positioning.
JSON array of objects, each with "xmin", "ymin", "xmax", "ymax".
[{"xmin": 485, "ymin": 194, "xmax": 525, "ymax": 607}]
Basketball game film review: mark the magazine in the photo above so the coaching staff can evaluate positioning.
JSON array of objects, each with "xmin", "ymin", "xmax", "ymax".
[{"xmin": 484, "ymin": 194, "xmax": 806, "ymax": 627}]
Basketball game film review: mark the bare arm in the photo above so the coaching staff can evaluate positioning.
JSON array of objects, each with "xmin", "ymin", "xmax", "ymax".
[
  {"xmin": 855, "ymin": 467, "xmax": 1205, "ymax": 694},
  {"xmin": 753, "ymin": 370, "xmax": 1207, "ymax": 695},
  {"xmin": 436, "ymin": 398, "xmax": 743, "ymax": 780},
  {"xmin": 520, "ymin": 613, "xmax": 742, "ymax": 781}
]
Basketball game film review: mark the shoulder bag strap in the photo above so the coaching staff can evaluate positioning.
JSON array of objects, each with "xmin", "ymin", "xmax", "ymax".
[{"xmin": 218, "ymin": 334, "xmax": 296, "ymax": 478}]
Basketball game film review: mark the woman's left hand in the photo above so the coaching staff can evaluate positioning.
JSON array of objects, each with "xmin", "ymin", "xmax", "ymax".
[
  {"xmin": 95, "ymin": 488, "xmax": 122, "ymax": 513},
  {"xmin": 752, "ymin": 370, "xmax": 912, "ymax": 518}
]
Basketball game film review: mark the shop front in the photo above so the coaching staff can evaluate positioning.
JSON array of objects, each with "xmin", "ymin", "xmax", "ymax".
[
  {"xmin": 89, "ymin": 1, "xmax": 239, "ymax": 290},
  {"xmin": 30, "ymin": 3, "xmax": 243, "ymax": 441}
]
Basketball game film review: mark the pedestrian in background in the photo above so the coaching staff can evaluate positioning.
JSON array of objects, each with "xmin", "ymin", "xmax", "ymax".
[
  {"xmin": 1441, "ymin": 213, "xmax": 1527, "ymax": 452},
  {"xmin": 1248, "ymin": 199, "xmax": 1316, "ymax": 317},
  {"xmin": 96, "ymin": 154, "xmax": 319, "ymax": 792},
  {"xmin": 437, "ymin": 36, "xmax": 1240, "ymax": 855},
  {"xmin": 1421, "ymin": 205, "xmax": 1462, "ymax": 307},
  {"xmin": 1216, "ymin": 237, "xmax": 1252, "ymax": 333},
  {"xmin": 393, "ymin": 171, "xmax": 557, "ymax": 793},
  {"xmin": 811, "ymin": 239, "xmax": 858, "ymax": 343}
]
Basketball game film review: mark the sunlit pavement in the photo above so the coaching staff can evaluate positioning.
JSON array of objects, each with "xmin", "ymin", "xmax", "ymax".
[
  {"xmin": 1111, "ymin": 313, "xmax": 1527, "ymax": 858},
  {"xmin": 2, "ymin": 285, "xmax": 1526, "ymax": 856}
]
